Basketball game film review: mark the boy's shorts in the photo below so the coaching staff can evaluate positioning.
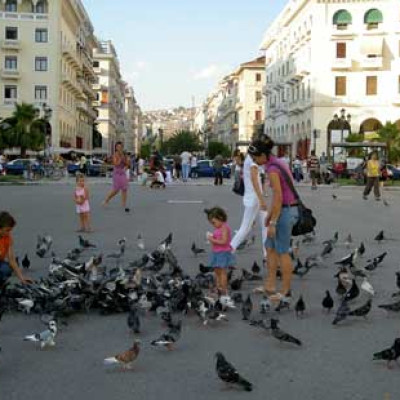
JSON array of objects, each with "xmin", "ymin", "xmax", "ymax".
[{"xmin": 0, "ymin": 261, "xmax": 12, "ymax": 282}]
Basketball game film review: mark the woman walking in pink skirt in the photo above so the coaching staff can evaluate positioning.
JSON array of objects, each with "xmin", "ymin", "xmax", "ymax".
[{"xmin": 103, "ymin": 142, "xmax": 131, "ymax": 213}]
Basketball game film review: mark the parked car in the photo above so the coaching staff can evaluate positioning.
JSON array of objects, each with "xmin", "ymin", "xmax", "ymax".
[
  {"xmin": 4, "ymin": 159, "xmax": 42, "ymax": 175},
  {"xmin": 67, "ymin": 158, "xmax": 110, "ymax": 177},
  {"xmin": 196, "ymin": 160, "xmax": 231, "ymax": 179},
  {"xmin": 386, "ymin": 164, "xmax": 400, "ymax": 180}
]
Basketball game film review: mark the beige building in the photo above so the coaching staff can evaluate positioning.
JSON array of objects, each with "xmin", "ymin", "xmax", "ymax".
[
  {"xmin": 124, "ymin": 84, "xmax": 142, "ymax": 155},
  {"xmin": 0, "ymin": 0, "xmax": 98, "ymax": 153},
  {"xmin": 201, "ymin": 56, "xmax": 266, "ymax": 150},
  {"xmin": 93, "ymin": 40, "xmax": 126, "ymax": 154},
  {"xmin": 260, "ymin": 0, "xmax": 400, "ymax": 158}
]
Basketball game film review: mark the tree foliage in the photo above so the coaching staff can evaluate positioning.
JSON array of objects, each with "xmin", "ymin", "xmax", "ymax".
[
  {"xmin": 140, "ymin": 142, "xmax": 152, "ymax": 159},
  {"xmin": 207, "ymin": 141, "xmax": 232, "ymax": 159},
  {"xmin": 161, "ymin": 131, "xmax": 201, "ymax": 155},
  {"xmin": 1, "ymin": 103, "xmax": 46, "ymax": 156},
  {"xmin": 377, "ymin": 122, "xmax": 400, "ymax": 163},
  {"xmin": 92, "ymin": 123, "xmax": 102, "ymax": 149}
]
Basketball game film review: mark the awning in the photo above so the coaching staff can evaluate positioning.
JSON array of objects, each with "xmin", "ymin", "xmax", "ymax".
[
  {"xmin": 364, "ymin": 9, "xmax": 383, "ymax": 24},
  {"xmin": 361, "ymin": 37, "xmax": 383, "ymax": 56},
  {"xmin": 333, "ymin": 10, "xmax": 352, "ymax": 25}
]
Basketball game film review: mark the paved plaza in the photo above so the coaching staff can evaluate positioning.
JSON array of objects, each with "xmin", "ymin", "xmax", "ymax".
[{"xmin": 1, "ymin": 182, "xmax": 400, "ymax": 400}]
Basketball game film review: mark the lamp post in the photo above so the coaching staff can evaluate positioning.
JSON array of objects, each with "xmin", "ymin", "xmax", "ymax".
[{"xmin": 327, "ymin": 108, "xmax": 351, "ymax": 162}]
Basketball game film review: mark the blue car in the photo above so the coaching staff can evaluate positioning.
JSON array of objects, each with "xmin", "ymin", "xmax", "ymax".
[
  {"xmin": 196, "ymin": 160, "xmax": 231, "ymax": 179},
  {"xmin": 5, "ymin": 159, "xmax": 42, "ymax": 175},
  {"xmin": 67, "ymin": 159, "xmax": 110, "ymax": 177},
  {"xmin": 386, "ymin": 164, "xmax": 400, "ymax": 180}
]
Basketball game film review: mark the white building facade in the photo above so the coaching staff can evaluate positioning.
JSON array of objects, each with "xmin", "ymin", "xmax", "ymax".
[{"xmin": 260, "ymin": 0, "xmax": 400, "ymax": 158}]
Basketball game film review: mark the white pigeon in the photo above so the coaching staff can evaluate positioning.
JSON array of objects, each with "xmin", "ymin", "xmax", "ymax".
[
  {"xmin": 137, "ymin": 234, "xmax": 145, "ymax": 250},
  {"xmin": 17, "ymin": 299, "xmax": 34, "ymax": 314},
  {"xmin": 24, "ymin": 320, "xmax": 57, "ymax": 349},
  {"xmin": 361, "ymin": 278, "xmax": 375, "ymax": 296}
]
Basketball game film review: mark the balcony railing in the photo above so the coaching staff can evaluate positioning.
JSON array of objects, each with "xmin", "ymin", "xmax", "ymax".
[
  {"xmin": 1, "ymin": 39, "xmax": 21, "ymax": 50},
  {"xmin": 360, "ymin": 57, "xmax": 383, "ymax": 69},
  {"xmin": 332, "ymin": 57, "xmax": 352, "ymax": 69},
  {"xmin": 1, "ymin": 69, "xmax": 20, "ymax": 79},
  {"xmin": 0, "ymin": 12, "xmax": 48, "ymax": 21},
  {"xmin": 3, "ymin": 99, "xmax": 17, "ymax": 106}
]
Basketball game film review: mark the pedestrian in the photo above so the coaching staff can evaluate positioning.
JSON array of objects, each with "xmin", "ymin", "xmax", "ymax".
[
  {"xmin": 213, "ymin": 153, "xmax": 224, "ymax": 186},
  {"xmin": 79, "ymin": 155, "xmax": 87, "ymax": 175},
  {"xmin": 74, "ymin": 173, "xmax": 92, "ymax": 232},
  {"xmin": 0, "ymin": 211, "xmax": 32, "ymax": 286},
  {"xmin": 150, "ymin": 168, "xmax": 166, "ymax": 189},
  {"xmin": 230, "ymin": 148, "xmax": 268, "ymax": 262},
  {"xmin": 308, "ymin": 150, "xmax": 320, "ymax": 190},
  {"xmin": 205, "ymin": 207, "xmax": 235, "ymax": 303},
  {"xmin": 173, "ymin": 155, "xmax": 182, "ymax": 180},
  {"xmin": 138, "ymin": 156, "xmax": 145, "ymax": 178},
  {"xmin": 279, "ymin": 151, "xmax": 290, "ymax": 167},
  {"xmin": 190, "ymin": 153, "xmax": 198, "ymax": 179},
  {"xmin": 180, "ymin": 150, "xmax": 191, "ymax": 182},
  {"xmin": 248, "ymin": 138, "xmax": 299, "ymax": 305},
  {"xmin": 363, "ymin": 151, "xmax": 381, "ymax": 201},
  {"xmin": 102, "ymin": 141, "xmax": 131, "ymax": 212},
  {"xmin": 293, "ymin": 155, "xmax": 302, "ymax": 183},
  {"xmin": 319, "ymin": 152, "xmax": 328, "ymax": 181}
]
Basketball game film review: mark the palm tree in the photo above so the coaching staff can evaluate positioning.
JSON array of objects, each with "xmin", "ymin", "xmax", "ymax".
[
  {"xmin": 2, "ymin": 103, "xmax": 46, "ymax": 157},
  {"xmin": 378, "ymin": 122, "xmax": 400, "ymax": 163}
]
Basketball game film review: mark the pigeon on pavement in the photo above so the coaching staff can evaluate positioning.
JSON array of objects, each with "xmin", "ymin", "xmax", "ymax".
[
  {"xmin": 103, "ymin": 340, "xmax": 140, "ymax": 369},
  {"xmin": 78, "ymin": 236, "xmax": 96, "ymax": 249},
  {"xmin": 151, "ymin": 320, "xmax": 182, "ymax": 350},
  {"xmin": 127, "ymin": 305, "xmax": 141, "ymax": 334},
  {"xmin": 21, "ymin": 254, "xmax": 30, "ymax": 270},
  {"xmin": 373, "ymin": 338, "xmax": 400, "ymax": 369},
  {"xmin": 137, "ymin": 233, "xmax": 145, "ymax": 250},
  {"xmin": 23, "ymin": 320, "xmax": 57, "ymax": 349},
  {"xmin": 348, "ymin": 299, "xmax": 372, "ymax": 318},
  {"xmin": 241, "ymin": 295, "xmax": 252, "ymax": 320},
  {"xmin": 215, "ymin": 352, "xmax": 253, "ymax": 392},
  {"xmin": 191, "ymin": 242, "xmax": 205, "ymax": 256},
  {"xmin": 322, "ymin": 291, "xmax": 334, "ymax": 313},
  {"xmin": 270, "ymin": 319, "xmax": 302, "ymax": 346},
  {"xmin": 295, "ymin": 295, "xmax": 306, "ymax": 318}
]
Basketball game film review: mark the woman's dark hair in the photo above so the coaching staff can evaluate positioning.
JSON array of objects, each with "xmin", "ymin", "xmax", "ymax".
[
  {"xmin": 248, "ymin": 137, "xmax": 275, "ymax": 157},
  {"xmin": 204, "ymin": 207, "xmax": 228, "ymax": 222},
  {"xmin": 0, "ymin": 211, "xmax": 16, "ymax": 228},
  {"xmin": 114, "ymin": 141, "xmax": 123, "ymax": 151}
]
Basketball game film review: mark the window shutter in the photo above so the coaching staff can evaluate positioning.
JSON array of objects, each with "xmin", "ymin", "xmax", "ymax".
[
  {"xmin": 336, "ymin": 43, "xmax": 346, "ymax": 58},
  {"xmin": 366, "ymin": 76, "xmax": 377, "ymax": 95},
  {"xmin": 335, "ymin": 77, "xmax": 346, "ymax": 96}
]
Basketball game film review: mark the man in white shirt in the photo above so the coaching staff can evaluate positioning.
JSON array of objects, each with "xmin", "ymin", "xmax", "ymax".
[
  {"xmin": 190, "ymin": 153, "xmax": 198, "ymax": 179},
  {"xmin": 180, "ymin": 151, "xmax": 191, "ymax": 182}
]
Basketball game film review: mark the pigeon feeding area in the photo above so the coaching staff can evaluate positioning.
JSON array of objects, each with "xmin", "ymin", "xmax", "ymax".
[{"xmin": 1, "ymin": 184, "xmax": 400, "ymax": 400}]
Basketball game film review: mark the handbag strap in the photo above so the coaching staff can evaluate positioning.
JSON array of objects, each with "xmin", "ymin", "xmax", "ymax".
[{"xmin": 269, "ymin": 162, "xmax": 301, "ymax": 203}]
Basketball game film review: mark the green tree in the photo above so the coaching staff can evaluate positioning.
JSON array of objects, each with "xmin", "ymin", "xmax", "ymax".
[
  {"xmin": 345, "ymin": 133, "xmax": 365, "ymax": 157},
  {"xmin": 162, "ymin": 130, "xmax": 201, "ymax": 155},
  {"xmin": 208, "ymin": 141, "xmax": 231, "ymax": 159},
  {"xmin": 378, "ymin": 122, "xmax": 400, "ymax": 163},
  {"xmin": 1, "ymin": 103, "xmax": 46, "ymax": 157},
  {"xmin": 140, "ymin": 142, "xmax": 151, "ymax": 159},
  {"xmin": 92, "ymin": 122, "xmax": 102, "ymax": 149}
]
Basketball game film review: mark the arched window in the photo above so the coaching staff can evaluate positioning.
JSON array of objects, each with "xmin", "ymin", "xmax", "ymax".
[
  {"xmin": 35, "ymin": 0, "xmax": 48, "ymax": 14},
  {"xmin": 333, "ymin": 10, "xmax": 352, "ymax": 30},
  {"xmin": 364, "ymin": 9, "xmax": 383, "ymax": 30},
  {"xmin": 5, "ymin": 0, "xmax": 17, "ymax": 12}
]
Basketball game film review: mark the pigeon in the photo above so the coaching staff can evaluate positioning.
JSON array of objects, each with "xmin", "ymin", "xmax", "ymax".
[
  {"xmin": 241, "ymin": 295, "xmax": 252, "ymax": 320},
  {"xmin": 361, "ymin": 278, "xmax": 375, "ymax": 296},
  {"xmin": 151, "ymin": 320, "xmax": 182, "ymax": 350},
  {"xmin": 199, "ymin": 263, "xmax": 213, "ymax": 274},
  {"xmin": 295, "ymin": 295, "xmax": 306, "ymax": 317},
  {"xmin": 270, "ymin": 319, "xmax": 302, "ymax": 346},
  {"xmin": 383, "ymin": 199, "xmax": 390, "ymax": 207},
  {"xmin": 378, "ymin": 299, "xmax": 400, "ymax": 313},
  {"xmin": 21, "ymin": 254, "xmax": 30, "ymax": 270},
  {"xmin": 320, "ymin": 241, "xmax": 333, "ymax": 258},
  {"xmin": 344, "ymin": 279, "xmax": 360, "ymax": 302},
  {"xmin": 158, "ymin": 233, "xmax": 173, "ymax": 252},
  {"xmin": 251, "ymin": 261, "xmax": 261, "ymax": 275},
  {"xmin": 348, "ymin": 299, "xmax": 372, "ymax": 318},
  {"xmin": 249, "ymin": 318, "xmax": 272, "ymax": 331},
  {"xmin": 17, "ymin": 299, "xmax": 34, "ymax": 314},
  {"xmin": 137, "ymin": 233, "xmax": 145, "ymax": 250},
  {"xmin": 191, "ymin": 242, "xmax": 205, "ymax": 256},
  {"xmin": 332, "ymin": 193, "xmax": 337, "ymax": 200},
  {"xmin": 344, "ymin": 234, "xmax": 352, "ymax": 248},
  {"xmin": 367, "ymin": 252, "xmax": 387, "ymax": 266},
  {"xmin": 127, "ymin": 305, "xmax": 141, "ymax": 334},
  {"xmin": 349, "ymin": 262, "xmax": 367, "ymax": 278},
  {"xmin": 332, "ymin": 301, "xmax": 350, "ymax": 325},
  {"xmin": 230, "ymin": 276, "xmax": 244, "ymax": 291},
  {"xmin": 103, "ymin": 340, "xmax": 140, "ymax": 369},
  {"xmin": 23, "ymin": 320, "xmax": 57, "ymax": 349},
  {"xmin": 365, "ymin": 260, "xmax": 379, "ymax": 272},
  {"xmin": 373, "ymin": 338, "xmax": 400, "ymax": 369},
  {"xmin": 302, "ymin": 233, "xmax": 316, "ymax": 244},
  {"xmin": 335, "ymin": 252, "xmax": 354, "ymax": 266},
  {"xmin": 78, "ymin": 236, "xmax": 96, "ymax": 249},
  {"xmin": 322, "ymin": 291, "xmax": 334, "ymax": 313},
  {"xmin": 396, "ymin": 272, "xmax": 400, "ymax": 290},
  {"xmin": 374, "ymin": 230, "xmax": 385, "ymax": 242},
  {"xmin": 358, "ymin": 242, "xmax": 366, "ymax": 256},
  {"xmin": 215, "ymin": 352, "xmax": 253, "ymax": 392}
]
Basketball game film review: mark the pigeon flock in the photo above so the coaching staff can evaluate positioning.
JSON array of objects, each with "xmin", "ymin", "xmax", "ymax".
[{"xmin": 1, "ymin": 227, "xmax": 400, "ymax": 393}]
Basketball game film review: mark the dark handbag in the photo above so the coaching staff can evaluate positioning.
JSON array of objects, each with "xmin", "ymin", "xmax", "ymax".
[
  {"xmin": 232, "ymin": 172, "xmax": 244, "ymax": 196},
  {"xmin": 271, "ymin": 163, "xmax": 316, "ymax": 236}
]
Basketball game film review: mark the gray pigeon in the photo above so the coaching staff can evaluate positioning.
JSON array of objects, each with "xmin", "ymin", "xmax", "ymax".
[{"xmin": 24, "ymin": 320, "xmax": 57, "ymax": 349}]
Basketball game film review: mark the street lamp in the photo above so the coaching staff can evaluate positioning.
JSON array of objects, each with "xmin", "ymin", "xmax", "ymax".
[{"xmin": 327, "ymin": 108, "xmax": 351, "ymax": 161}]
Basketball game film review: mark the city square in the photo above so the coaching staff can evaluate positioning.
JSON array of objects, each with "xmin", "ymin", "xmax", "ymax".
[{"xmin": 0, "ymin": 182, "xmax": 400, "ymax": 399}]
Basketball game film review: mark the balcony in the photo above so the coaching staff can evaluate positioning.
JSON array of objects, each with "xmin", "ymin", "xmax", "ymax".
[
  {"xmin": 332, "ymin": 57, "xmax": 352, "ymax": 69},
  {"xmin": 331, "ymin": 26, "xmax": 355, "ymax": 37},
  {"xmin": 92, "ymin": 100, "xmax": 102, "ymax": 107},
  {"xmin": 1, "ymin": 69, "xmax": 20, "ymax": 79},
  {"xmin": 3, "ymin": 99, "xmax": 17, "ymax": 106},
  {"xmin": 93, "ymin": 66, "xmax": 102, "ymax": 74},
  {"xmin": 79, "ymin": 79, "xmax": 96, "ymax": 99},
  {"xmin": 77, "ymin": 101, "xmax": 89, "ymax": 112},
  {"xmin": 1, "ymin": 40, "xmax": 21, "ymax": 50},
  {"xmin": 0, "ymin": 12, "xmax": 48, "ymax": 21},
  {"xmin": 360, "ymin": 56, "xmax": 383, "ymax": 69}
]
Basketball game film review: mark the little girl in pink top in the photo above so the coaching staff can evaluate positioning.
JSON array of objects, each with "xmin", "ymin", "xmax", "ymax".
[
  {"xmin": 74, "ymin": 173, "xmax": 92, "ymax": 232},
  {"xmin": 205, "ymin": 207, "xmax": 235, "ymax": 298}
]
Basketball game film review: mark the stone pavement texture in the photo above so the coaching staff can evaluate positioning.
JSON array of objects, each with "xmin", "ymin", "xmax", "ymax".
[{"xmin": 0, "ymin": 182, "xmax": 399, "ymax": 400}]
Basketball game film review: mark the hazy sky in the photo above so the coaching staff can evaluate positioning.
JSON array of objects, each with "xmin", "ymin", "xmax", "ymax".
[{"xmin": 82, "ymin": 0, "xmax": 287, "ymax": 110}]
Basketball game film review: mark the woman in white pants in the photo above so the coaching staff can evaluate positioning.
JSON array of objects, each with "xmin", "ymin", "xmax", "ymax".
[{"xmin": 231, "ymin": 150, "xmax": 268, "ymax": 259}]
